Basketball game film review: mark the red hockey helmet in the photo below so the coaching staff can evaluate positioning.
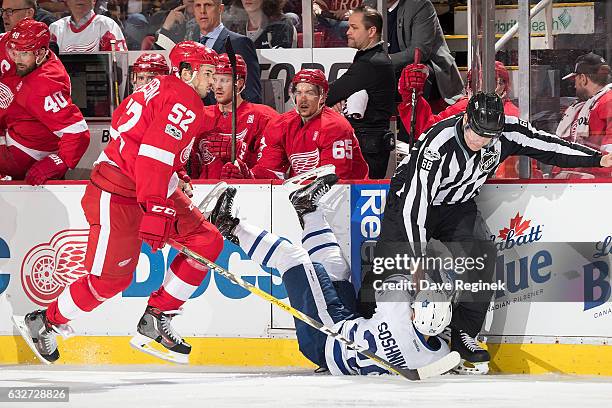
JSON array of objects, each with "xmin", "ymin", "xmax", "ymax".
[
  {"xmin": 466, "ymin": 61, "xmax": 510, "ymax": 93},
  {"xmin": 291, "ymin": 69, "xmax": 329, "ymax": 95},
  {"xmin": 215, "ymin": 53, "xmax": 247, "ymax": 80},
  {"xmin": 169, "ymin": 41, "xmax": 218, "ymax": 75},
  {"xmin": 133, "ymin": 53, "xmax": 170, "ymax": 75},
  {"xmin": 6, "ymin": 18, "xmax": 50, "ymax": 52}
]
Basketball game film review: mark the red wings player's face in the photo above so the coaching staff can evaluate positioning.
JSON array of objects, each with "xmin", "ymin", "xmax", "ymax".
[
  {"xmin": 8, "ymin": 49, "xmax": 39, "ymax": 77},
  {"xmin": 293, "ymin": 83, "xmax": 323, "ymax": 119},
  {"xmin": 213, "ymin": 74, "xmax": 245, "ymax": 105},
  {"xmin": 191, "ymin": 63, "xmax": 216, "ymax": 97},
  {"xmin": 133, "ymin": 72, "xmax": 159, "ymax": 90}
]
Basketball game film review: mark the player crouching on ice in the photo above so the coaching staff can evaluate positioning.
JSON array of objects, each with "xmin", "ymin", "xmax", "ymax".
[
  {"xmin": 207, "ymin": 175, "xmax": 454, "ymax": 375},
  {"xmin": 14, "ymin": 42, "xmax": 224, "ymax": 365}
]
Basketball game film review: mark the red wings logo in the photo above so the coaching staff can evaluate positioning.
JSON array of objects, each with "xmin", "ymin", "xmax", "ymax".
[
  {"xmin": 289, "ymin": 150, "xmax": 320, "ymax": 175},
  {"xmin": 21, "ymin": 229, "xmax": 89, "ymax": 306},
  {"xmin": 498, "ymin": 213, "xmax": 531, "ymax": 240}
]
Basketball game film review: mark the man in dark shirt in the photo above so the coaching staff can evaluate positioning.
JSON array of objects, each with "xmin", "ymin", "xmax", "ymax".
[{"xmin": 326, "ymin": 6, "xmax": 395, "ymax": 179}]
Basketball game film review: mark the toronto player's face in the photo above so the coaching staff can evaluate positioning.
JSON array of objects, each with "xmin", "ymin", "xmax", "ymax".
[{"xmin": 294, "ymin": 83, "xmax": 322, "ymax": 118}]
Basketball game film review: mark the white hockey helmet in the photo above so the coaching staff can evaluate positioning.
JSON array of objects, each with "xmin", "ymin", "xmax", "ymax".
[{"xmin": 412, "ymin": 289, "xmax": 452, "ymax": 336}]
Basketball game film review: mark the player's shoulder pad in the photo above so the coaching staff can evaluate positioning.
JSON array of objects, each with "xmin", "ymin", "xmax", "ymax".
[{"xmin": 321, "ymin": 107, "xmax": 352, "ymax": 132}]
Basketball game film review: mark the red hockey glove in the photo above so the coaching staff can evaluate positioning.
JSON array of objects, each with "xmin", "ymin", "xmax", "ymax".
[
  {"xmin": 398, "ymin": 63, "xmax": 429, "ymax": 100},
  {"xmin": 205, "ymin": 133, "xmax": 243, "ymax": 163},
  {"xmin": 139, "ymin": 197, "xmax": 176, "ymax": 252},
  {"xmin": 221, "ymin": 159, "xmax": 253, "ymax": 179},
  {"xmin": 25, "ymin": 154, "xmax": 69, "ymax": 185}
]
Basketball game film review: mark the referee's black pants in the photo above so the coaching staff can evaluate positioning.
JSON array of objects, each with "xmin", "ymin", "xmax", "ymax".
[{"xmin": 359, "ymin": 199, "xmax": 497, "ymax": 338}]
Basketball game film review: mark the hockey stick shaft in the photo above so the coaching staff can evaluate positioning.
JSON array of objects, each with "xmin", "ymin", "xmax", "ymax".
[
  {"xmin": 408, "ymin": 48, "xmax": 422, "ymax": 149},
  {"xmin": 224, "ymin": 37, "xmax": 238, "ymax": 162},
  {"xmin": 168, "ymin": 238, "xmax": 421, "ymax": 380},
  {"xmin": 110, "ymin": 39, "xmax": 120, "ymax": 108}
]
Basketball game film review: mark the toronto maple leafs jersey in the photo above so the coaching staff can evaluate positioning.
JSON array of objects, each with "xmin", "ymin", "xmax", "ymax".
[
  {"xmin": 325, "ymin": 275, "xmax": 450, "ymax": 375},
  {"xmin": 385, "ymin": 114, "xmax": 602, "ymax": 256}
]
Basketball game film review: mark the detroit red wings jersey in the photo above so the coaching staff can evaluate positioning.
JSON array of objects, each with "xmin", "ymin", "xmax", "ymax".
[
  {"xmin": 1, "ymin": 52, "xmax": 89, "ymax": 168},
  {"xmin": 254, "ymin": 107, "xmax": 369, "ymax": 179},
  {"xmin": 100, "ymin": 76, "xmax": 204, "ymax": 202},
  {"xmin": 50, "ymin": 14, "xmax": 126, "ymax": 52},
  {"xmin": 194, "ymin": 101, "xmax": 279, "ymax": 178},
  {"xmin": 0, "ymin": 33, "xmax": 16, "ymax": 78}
]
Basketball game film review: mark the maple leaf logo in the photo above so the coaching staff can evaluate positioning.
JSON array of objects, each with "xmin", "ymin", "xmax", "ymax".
[{"xmin": 498, "ymin": 213, "xmax": 531, "ymax": 240}]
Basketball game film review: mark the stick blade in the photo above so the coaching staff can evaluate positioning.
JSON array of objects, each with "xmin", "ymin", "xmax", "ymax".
[{"xmin": 415, "ymin": 351, "xmax": 461, "ymax": 380}]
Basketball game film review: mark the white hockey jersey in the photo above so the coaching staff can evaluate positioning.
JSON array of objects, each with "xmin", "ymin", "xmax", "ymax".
[
  {"xmin": 50, "ymin": 13, "xmax": 127, "ymax": 52},
  {"xmin": 324, "ymin": 276, "xmax": 450, "ymax": 375}
]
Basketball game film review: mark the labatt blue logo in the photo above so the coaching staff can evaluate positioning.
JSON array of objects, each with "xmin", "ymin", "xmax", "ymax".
[{"xmin": 492, "ymin": 212, "xmax": 543, "ymax": 251}]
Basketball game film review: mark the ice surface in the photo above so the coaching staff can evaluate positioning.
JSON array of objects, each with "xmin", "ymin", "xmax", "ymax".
[{"xmin": 1, "ymin": 365, "xmax": 611, "ymax": 408}]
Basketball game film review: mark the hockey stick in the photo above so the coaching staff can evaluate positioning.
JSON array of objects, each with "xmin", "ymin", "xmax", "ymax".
[
  {"xmin": 224, "ymin": 37, "xmax": 238, "ymax": 162},
  {"xmin": 168, "ymin": 238, "xmax": 460, "ymax": 380},
  {"xmin": 110, "ymin": 39, "xmax": 121, "ymax": 108},
  {"xmin": 408, "ymin": 48, "xmax": 422, "ymax": 149}
]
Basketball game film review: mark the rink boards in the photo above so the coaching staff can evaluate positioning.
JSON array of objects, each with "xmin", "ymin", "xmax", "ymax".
[{"xmin": 1, "ymin": 180, "xmax": 612, "ymax": 375}]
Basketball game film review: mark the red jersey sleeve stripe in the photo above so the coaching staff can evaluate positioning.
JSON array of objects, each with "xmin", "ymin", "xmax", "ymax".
[
  {"xmin": 53, "ymin": 119, "xmax": 89, "ymax": 138},
  {"xmin": 137, "ymin": 144, "xmax": 175, "ymax": 166}
]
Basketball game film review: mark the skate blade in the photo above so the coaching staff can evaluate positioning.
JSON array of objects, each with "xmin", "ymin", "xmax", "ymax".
[
  {"xmin": 282, "ymin": 165, "xmax": 336, "ymax": 192},
  {"xmin": 416, "ymin": 351, "xmax": 461, "ymax": 379},
  {"xmin": 129, "ymin": 333, "xmax": 189, "ymax": 365},
  {"xmin": 451, "ymin": 359, "xmax": 489, "ymax": 375},
  {"xmin": 11, "ymin": 315, "xmax": 52, "ymax": 365},
  {"xmin": 197, "ymin": 181, "xmax": 229, "ymax": 218}
]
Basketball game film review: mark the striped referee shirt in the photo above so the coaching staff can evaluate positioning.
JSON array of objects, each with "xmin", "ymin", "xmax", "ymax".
[{"xmin": 388, "ymin": 114, "xmax": 603, "ymax": 255}]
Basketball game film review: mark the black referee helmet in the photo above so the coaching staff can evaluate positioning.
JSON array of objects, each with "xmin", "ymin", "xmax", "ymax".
[{"xmin": 466, "ymin": 92, "xmax": 505, "ymax": 138}]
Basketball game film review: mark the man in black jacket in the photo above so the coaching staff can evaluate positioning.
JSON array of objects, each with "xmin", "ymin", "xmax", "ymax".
[
  {"xmin": 154, "ymin": 0, "xmax": 262, "ymax": 104},
  {"xmin": 326, "ymin": 6, "xmax": 395, "ymax": 179}
]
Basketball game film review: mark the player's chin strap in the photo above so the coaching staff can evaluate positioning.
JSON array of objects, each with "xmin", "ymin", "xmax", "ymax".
[{"xmin": 35, "ymin": 48, "xmax": 49, "ymax": 66}]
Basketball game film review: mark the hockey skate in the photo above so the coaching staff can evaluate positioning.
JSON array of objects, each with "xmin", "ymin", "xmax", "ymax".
[
  {"xmin": 450, "ymin": 328, "xmax": 490, "ymax": 375},
  {"xmin": 12, "ymin": 310, "xmax": 73, "ymax": 364},
  {"xmin": 208, "ymin": 185, "xmax": 240, "ymax": 245},
  {"xmin": 289, "ymin": 173, "xmax": 338, "ymax": 227},
  {"xmin": 130, "ymin": 306, "xmax": 191, "ymax": 364},
  {"xmin": 197, "ymin": 181, "xmax": 229, "ymax": 218}
]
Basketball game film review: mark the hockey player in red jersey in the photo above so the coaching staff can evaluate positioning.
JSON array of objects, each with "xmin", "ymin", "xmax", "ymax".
[
  {"xmin": 14, "ymin": 41, "xmax": 224, "ymax": 365},
  {"xmin": 190, "ymin": 53, "xmax": 279, "ymax": 179},
  {"xmin": 131, "ymin": 53, "xmax": 170, "ymax": 91},
  {"xmin": 397, "ymin": 60, "xmax": 530, "ymax": 178},
  {"xmin": 222, "ymin": 69, "xmax": 369, "ymax": 180},
  {"xmin": 398, "ymin": 61, "xmax": 519, "ymax": 142},
  {"xmin": 0, "ymin": 19, "xmax": 90, "ymax": 184}
]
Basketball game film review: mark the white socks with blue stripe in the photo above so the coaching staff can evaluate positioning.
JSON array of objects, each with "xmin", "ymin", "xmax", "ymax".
[
  {"xmin": 235, "ymin": 222, "xmax": 311, "ymax": 274},
  {"xmin": 301, "ymin": 210, "xmax": 350, "ymax": 281}
]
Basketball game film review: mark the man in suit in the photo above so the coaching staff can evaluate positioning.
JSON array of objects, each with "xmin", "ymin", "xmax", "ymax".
[
  {"xmin": 387, "ymin": 0, "xmax": 462, "ymax": 105},
  {"xmin": 155, "ymin": 0, "xmax": 262, "ymax": 104}
]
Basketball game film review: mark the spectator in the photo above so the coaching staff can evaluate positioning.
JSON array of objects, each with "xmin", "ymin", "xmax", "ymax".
[
  {"xmin": 1, "ymin": 0, "xmax": 57, "ymax": 33},
  {"xmin": 312, "ymin": 0, "xmax": 359, "ymax": 47},
  {"xmin": 325, "ymin": 6, "xmax": 395, "ymax": 179},
  {"xmin": 554, "ymin": 52, "xmax": 612, "ymax": 178},
  {"xmin": 0, "ymin": 19, "xmax": 90, "ymax": 183},
  {"xmin": 189, "ymin": 53, "xmax": 279, "ymax": 179},
  {"xmin": 155, "ymin": 0, "xmax": 262, "ymax": 104},
  {"xmin": 151, "ymin": 0, "xmax": 197, "ymax": 49},
  {"xmin": 387, "ymin": 0, "xmax": 462, "ymax": 106},
  {"xmin": 221, "ymin": 69, "xmax": 369, "ymax": 180},
  {"xmin": 226, "ymin": 0, "xmax": 296, "ymax": 49},
  {"xmin": 49, "ymin": 0, "xmax": 127, "ymax": 52},
  {"xmin": 37, "ymin": 0, "xmax": 68, "ymax": 15}
]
